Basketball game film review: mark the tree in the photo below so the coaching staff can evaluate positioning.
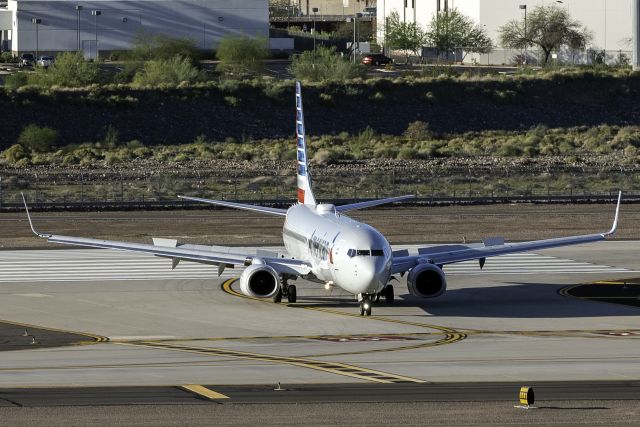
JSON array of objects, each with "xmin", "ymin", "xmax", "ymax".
[
  {"xmin": 499, "ymin": 5, "xmax": 592, "ymax": 65},
  {"xmin": 216, "ymin": 35, "xmax": 269, "ymax": 77},
  {"xmin": 385, "ymin": 11, "xmax": 427, "ymax": 62},
  {"xmin": 425, "ymin": 8, "xmax": 493, "ymax": 60}
]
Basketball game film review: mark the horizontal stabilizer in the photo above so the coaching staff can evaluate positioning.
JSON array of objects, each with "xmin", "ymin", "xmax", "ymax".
[
  {"xmin": 336, "ymin": 195, "xmax": 415, "ymax": 212},
  {"xmin": 178, "ymin": 195, "xmax": 287, "ymax": 216}
]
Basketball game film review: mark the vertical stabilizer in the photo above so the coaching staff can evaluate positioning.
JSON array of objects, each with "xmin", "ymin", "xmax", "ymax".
[{"xmin": 295, "ymin": 82, "xmax": 317, "ymax": 206}]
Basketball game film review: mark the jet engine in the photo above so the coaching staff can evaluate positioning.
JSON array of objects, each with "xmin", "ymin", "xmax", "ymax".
[
  {"xmin": 239, "ymin": 264, "xmax": 281, "ymax": 298},
  {"xmin": 407, "ymin": 263, "xmax": 447, "ymax": 298}
]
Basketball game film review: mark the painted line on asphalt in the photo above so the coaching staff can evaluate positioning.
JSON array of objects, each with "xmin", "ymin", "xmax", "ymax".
[
  {"xmin": 0, "ymin": 318, "xmax": 109, "ymax": 345},
  {"xmin": 123, "ymin": 340, "xmax": 425, "ymax": 384},
  {"xmin": 180, "ymin": 384, "xmax": 229, "ymax": 400}
]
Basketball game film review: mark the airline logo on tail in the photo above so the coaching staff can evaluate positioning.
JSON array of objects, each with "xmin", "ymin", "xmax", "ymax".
[{"xmin": 295, "ymin": 82, "xmax": 316, "ymax": 206}]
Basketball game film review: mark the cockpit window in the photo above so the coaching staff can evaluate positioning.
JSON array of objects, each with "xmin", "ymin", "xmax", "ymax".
[{"xmin": 348, "ymin": 249, "xmax": 384, "ymax": 257}]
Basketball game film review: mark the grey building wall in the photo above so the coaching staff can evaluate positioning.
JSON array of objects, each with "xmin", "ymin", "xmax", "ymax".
[{"xmin": 9, "ymin": 0, "xmax": 268, "ymax": 54}]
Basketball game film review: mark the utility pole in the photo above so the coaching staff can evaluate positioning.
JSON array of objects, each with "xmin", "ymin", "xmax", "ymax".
[
  {"xmin": 634, "ymin": 0, "xmax": 640, "ymax": 70},
  {"xmin": 519, "ymin": 4, "xmax": 527, "ymax": 66},
  {"xmin": 31, "ymin": 18, "xmax": 41, "ymax": 60},
  {"xmin": 75, "ymin": 5, "xmax": 83, "ymax": 51}
]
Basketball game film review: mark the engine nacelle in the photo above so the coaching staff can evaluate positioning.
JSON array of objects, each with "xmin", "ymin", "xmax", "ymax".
[
  {"xmin": 239, "ymin": 264, "xmax": 281, "ymax": 298},
  {"xmin": 407, "ymin": 263, "xmax": 447, "ymax": 298}
]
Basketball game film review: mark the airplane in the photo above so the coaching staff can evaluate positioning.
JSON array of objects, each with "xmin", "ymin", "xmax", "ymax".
[{"xmin": 23, "ymin": 82, "xmax": 622, "ymax": 316}]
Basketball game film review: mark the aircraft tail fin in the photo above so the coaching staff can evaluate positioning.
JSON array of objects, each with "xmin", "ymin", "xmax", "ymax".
[{"xmin": 295, "ymin": 82, "xmax": 317, "ymax": 207}]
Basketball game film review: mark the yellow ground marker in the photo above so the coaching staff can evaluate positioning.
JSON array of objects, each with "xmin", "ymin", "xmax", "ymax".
[{"xmin": 180, "ymin": 384, "xmax": 229, "ymax": 400}]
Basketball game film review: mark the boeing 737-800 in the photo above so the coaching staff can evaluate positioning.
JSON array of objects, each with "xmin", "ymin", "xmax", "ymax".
[{"xmin": 23, "ymin": 82, "xmax": 621, "ymax": 316}]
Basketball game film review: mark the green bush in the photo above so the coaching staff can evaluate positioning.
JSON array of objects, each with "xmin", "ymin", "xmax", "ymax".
[
  {"xmin": 17, "ymin": 124, "xmax": 58, "ymax": 152},
  {"xmin": 216, "ymin": 35, "xmax": 268, "ymax": 77},
  {"xmin": 0, "ymin": 52, "xmax": 15, "ymax": 63},
  {"xmin": 128, "ymin": 33, "xmax": 202, "ymax": 64},
  {"xmin": 4, "ymin": 72, "xmax": 28, "ymax": 90},
  {"xmin": 133, "ymin": 55, "xmax": 202, "ymax": 86},
  {"xmin": 27, "ymin": 52, "xmax": 99, "ymax": 87},
  {"xmin": 289, "ymin": 46, "xmax": 366, "ymax": 81}
]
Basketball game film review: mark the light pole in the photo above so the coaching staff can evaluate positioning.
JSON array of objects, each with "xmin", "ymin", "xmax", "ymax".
[
  {"xmin": 519, "ymin": 4, "xmax": 527, "ymax": 66},
  {"xmin": 75, "ymin": 5, "xmax": 83, "ymax": 51},
  {"xmin": 634, "ymin": 0, "xmax": 640, "ymax": 70},
  {"xmin": 31, "ymin": 18, "xmax": 41, "ymax": 61},
  {"xmin": 350, "ymin": 12, "xmax": 362, "ymax": 63},
  {"xmin": 91, "ymin": 10, "xmax": 101, "ymax": 60},
  {"xmin": 312, "ymin": 7, "xmax": 318, "ymax": 66}
]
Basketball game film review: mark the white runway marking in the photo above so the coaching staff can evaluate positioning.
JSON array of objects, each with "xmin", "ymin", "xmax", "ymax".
[{"xmin": 0, "ymin": 249, "xmax": 632, "ymax": 283}]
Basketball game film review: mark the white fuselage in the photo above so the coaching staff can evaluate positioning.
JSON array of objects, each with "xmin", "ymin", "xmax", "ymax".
[{"xmin": 282, "ymin": 203, "xmax": 392, "ymax": 295}]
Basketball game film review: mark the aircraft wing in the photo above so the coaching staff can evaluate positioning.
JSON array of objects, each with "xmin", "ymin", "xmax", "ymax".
[
  {"xmin": 392, "ymin": 192, "xmax": 621, "ymax": 274},
  {"xmin": 22, "ymin": 196, "xmax": 311, "ymax": 277},
  {"xmin": 336, "ymin": 195, "xmax": 415, "ymax": 212}
]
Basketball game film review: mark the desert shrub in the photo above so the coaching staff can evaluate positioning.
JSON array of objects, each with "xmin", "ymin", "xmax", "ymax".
[
  {"xmin": 289, "ymin": 46, "xmax": 366, "ymax": 81},
  {"xmin": 17, "ymin": 124, "xmax": 58, "ymax": 152},
  {"xmin": 216, "ymin": 35, "xmax": 268, "ymax": 77},
  {"xmin": 3, "ymin": 144, "xmax": 30, "ymax": 163},
  {"xmin": 133, "ymin": 55, "xmax": 202, "ymax": 86},
  {"xmin": 404, "ymin": 121, "xmax": 432, "ymax": 141},
  {"xmin": 4, "ymin": 72, "xmax": 28, "ymax": 90},
  {"xmin": 128, "ymin": 33, "xmax": 201, "ymax": 64},
  {"xmin": 27, "ymin": 52, "xmax": 99, "ymax": 87}
]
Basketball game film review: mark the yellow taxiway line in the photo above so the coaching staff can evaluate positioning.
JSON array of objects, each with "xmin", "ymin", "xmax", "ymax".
[{"xmin": 180, "ymin": 384, "xmax": 229, "ymax": 400}]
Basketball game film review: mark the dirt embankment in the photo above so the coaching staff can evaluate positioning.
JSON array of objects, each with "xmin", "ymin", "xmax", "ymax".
[{"xmin": 1, "ymin": 74, "xmax": 639, "ymax": 147}]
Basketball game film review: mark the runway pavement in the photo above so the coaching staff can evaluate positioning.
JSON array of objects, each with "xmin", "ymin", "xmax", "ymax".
[{"xmin": 0, "ymin": 241, "xmax": 638, "ymax": 408}]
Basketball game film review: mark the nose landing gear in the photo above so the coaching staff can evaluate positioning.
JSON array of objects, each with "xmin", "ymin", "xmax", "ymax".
[{"xmin": 358, "ymin": 294, "xmax": 373, "ymax": 316}]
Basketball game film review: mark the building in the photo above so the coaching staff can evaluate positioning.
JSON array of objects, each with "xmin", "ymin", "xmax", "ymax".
[
  {"xmin": 377, "ymin": 0, "xmax": 634, "ymax": 64},
  {"xmin": 0, "ymin": 0, "xmax": 268, "ymax": 57}
]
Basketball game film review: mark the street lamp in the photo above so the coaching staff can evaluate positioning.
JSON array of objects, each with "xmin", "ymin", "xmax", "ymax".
[
  {"xmin": 91, "ymin": 10, "xmax": 101, "ymax": 60},
  {"xmin": 350, "ymin": 12, "xmax": 363, "ymax": 63},
  {"xmin": 75, "ymin": 5, "xmax": 83, "ymax": 51},
  {"xmin": 519, "ymin": 4, "xmax": 527, "ymax": 65},
  {"xmin": 312, "ymin": 7, "xmax": 318, "ymax": 66},
  {"xmin": 31, "ymin": 18, "xmax": 41, "ymax": 61}
]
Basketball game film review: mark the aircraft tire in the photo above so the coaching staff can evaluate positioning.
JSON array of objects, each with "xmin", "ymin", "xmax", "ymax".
[
  {"xmin": 384, "ymin": 285, "xmax": 394, "ymax": 304},
  {"xmin": 287, "ymin": 285, "xmax": 297, "ymax": 303},
  {"xmin": 273, "ymin": 288, "xmax": 283, "ymax": 303}
]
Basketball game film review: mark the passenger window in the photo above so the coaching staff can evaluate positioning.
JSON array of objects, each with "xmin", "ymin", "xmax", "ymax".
[
  {"xmin": 371, "ymin": 250, "xmax": 384, "ymax": 256},
  {"xmin": 357, "ymin": 250, "xmax": 371, "ymax": 256}
]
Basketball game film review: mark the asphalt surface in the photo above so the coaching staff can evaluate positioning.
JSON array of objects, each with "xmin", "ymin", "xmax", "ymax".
[{"xmin": 0, "ymin": 382, "xmax": 639, "ymax": 407}]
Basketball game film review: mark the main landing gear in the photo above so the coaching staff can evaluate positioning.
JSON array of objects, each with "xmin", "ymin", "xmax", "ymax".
[{"xmin": 273, "ymin": 277, "xmax": 297, "ymax": 303}]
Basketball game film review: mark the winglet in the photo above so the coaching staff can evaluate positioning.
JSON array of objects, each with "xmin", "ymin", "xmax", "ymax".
[
  {"xmin": 603, "ymin": 191, "xmax": 622, "ymax": 237},
  {"xmin": 21, "ymin": 193, "xmax": 51, "ymax": 238}
]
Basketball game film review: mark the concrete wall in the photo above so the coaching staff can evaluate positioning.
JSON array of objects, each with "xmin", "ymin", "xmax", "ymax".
[{"xmin": 10, "ymin": 0, "xmax": 268, "ymax": 54}]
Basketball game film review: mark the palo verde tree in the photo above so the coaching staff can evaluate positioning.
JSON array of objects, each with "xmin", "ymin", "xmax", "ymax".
[
  {"xmin": 425, "ymin": 8, "xmax": 493, "ymax": 60},
  {"xmin": 385, "ymin": 11, "xmax": 427, "ymax": 62},
  {"xmin": 499, "ymin": 4, "xmax": 592, "ymax": 65}
]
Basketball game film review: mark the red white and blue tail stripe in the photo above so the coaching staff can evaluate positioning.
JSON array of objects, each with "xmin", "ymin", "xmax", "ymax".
[{"xmin": 295, "ymin": 82, "xmax": 317, "ymax": 206}]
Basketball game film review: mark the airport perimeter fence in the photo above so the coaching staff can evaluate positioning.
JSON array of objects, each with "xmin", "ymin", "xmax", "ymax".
[{"xmin": 1, "ymin": 167, "xmax": 638, "ymax": 211}]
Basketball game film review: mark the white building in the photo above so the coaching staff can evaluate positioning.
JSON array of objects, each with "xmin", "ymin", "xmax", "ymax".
[
  {"xmin": 377, "ymin": 0, "xmax": 634, "ymax": 64},
  {"xmin": 0, "ymin": 0, "xmax": 268, "ymax": 57}
]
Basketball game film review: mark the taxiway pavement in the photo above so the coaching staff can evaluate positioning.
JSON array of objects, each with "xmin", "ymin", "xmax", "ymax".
[{"xmin": 0, "ymin": 241, "xmax": 638, "ymax": 391}]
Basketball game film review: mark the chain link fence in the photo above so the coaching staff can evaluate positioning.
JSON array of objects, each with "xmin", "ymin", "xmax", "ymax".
[{"xmin": 2, "ymin": 167, "xmax": 638, "ymax": 211}]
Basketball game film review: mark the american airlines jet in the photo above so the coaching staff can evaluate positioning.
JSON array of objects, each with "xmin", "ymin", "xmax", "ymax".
[{"xmin": 23, "ymin": 82, "xmax": 621, "ymax": 316}]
